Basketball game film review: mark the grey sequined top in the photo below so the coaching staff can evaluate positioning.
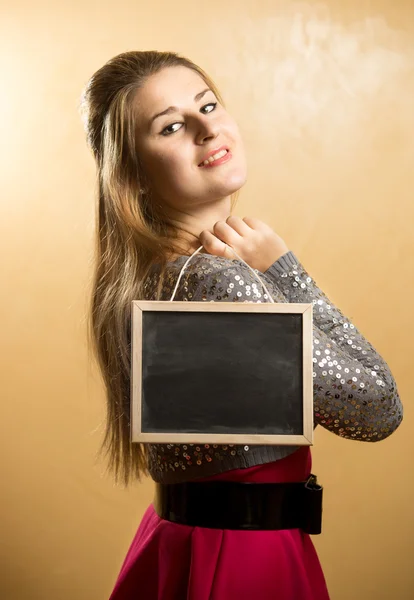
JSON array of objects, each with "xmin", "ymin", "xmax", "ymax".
[{"xmin": 141, "ymin": 250, "xmax": 403, "ymax": 483}]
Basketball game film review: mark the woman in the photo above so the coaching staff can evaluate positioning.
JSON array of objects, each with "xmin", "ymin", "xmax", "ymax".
[{"xmin": 81, "ymin": 50, "xmax": 403, "ymax": 600}]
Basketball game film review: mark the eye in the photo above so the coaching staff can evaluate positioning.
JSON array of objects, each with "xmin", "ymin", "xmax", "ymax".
[
  {"xmin": 201, "ymin": 102, "xmax": 217, "ymax": 114},
  {"xmin": 160, "ymin": 102, "xmax": 218, "ymax": 136}
]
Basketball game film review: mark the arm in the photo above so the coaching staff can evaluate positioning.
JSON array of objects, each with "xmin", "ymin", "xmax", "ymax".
[
  {"xmin": 171, "ymin": 252, "xmax": 402, "ymax": 442},
  {"xmin": 262, "ymin": 251, "xmax": 403, "ymax": 441}
]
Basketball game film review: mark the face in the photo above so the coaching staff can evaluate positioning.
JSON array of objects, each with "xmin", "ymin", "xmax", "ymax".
[{"xmin": 134, "ymin": 66, "xmax": 247, "ymax": 212}]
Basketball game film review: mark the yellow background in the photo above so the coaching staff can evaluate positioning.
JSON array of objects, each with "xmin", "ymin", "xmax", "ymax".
[{"xmin": 1, "ymin": 1, "xmax": 413, "ymax": 598}]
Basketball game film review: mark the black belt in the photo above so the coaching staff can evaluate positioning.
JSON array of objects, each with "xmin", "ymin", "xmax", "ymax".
[{"xmin": 154, "ymin": 474, "xmax": 323, "ymax": 535}]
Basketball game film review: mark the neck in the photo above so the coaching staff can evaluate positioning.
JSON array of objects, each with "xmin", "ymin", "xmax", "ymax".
[{"xmin": 161, "ymin": 196, "xmax": 233, "ymax": 259}]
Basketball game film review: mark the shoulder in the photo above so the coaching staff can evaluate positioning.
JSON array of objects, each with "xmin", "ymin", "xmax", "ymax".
[
  {"xmin": 168, "ymin": 252, "xmax": 256, "ymax": 279},
  {"xmin": 164, "ymin": 252, "xmax": 272, "ymax": 303}
]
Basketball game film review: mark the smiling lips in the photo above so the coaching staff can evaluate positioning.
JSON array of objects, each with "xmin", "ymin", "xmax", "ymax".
[{"xmin": 198, "ymin": 146, "xmax": 232, "ymax": 167}]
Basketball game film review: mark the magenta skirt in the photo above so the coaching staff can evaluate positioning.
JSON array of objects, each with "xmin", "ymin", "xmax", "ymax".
[{"xmin": 109, "ymin": 447, "xmax": 330, "ymax": 600}]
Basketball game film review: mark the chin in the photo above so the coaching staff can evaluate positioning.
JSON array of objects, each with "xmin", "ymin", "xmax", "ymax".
[{"xmin": 223, "ymin": 170, "xmax": 248, "ymax": 194}]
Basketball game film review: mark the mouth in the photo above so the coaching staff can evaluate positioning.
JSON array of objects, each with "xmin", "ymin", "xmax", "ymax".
[{"xmin": 198, "ymin": 146, "xmax": 231, "ymax": 167}]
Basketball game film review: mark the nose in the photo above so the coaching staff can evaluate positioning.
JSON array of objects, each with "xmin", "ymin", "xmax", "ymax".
[{"xmin": 194, "ymin": 119, "xmax": 220, "ymax": 145}]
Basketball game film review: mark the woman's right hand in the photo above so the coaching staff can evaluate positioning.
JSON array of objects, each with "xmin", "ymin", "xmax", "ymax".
[{"xmin": 199, "ymin": 215, "xmax": 290, "ymax": 272}]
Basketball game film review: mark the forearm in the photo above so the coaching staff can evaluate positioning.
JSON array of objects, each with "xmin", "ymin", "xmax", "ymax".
[{"xmin": 262, "ymin": 251, "xmax": 403, "ymax": 439}]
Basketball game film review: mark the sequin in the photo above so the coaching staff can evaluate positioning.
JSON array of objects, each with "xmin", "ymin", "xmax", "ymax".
[{"xmin": 142, "ymin": 251, "xmax": 403, "ymax": 483}]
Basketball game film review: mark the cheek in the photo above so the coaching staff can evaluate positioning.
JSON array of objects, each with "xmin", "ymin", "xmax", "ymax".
[
  {"xmin": 224, "ymin": 118, "xmax": 244, "ymax": 149},
  {"xmin": 141, "ymin": 149, "xmax": 173, "ymax": 177},
  {"xmin": 233, "ymin": 124, "xmax": 244, "ymax": 147},
  {"xmin": 229, "ymin": 128, "xmax": 246, "ymax": 163},
  {"xmin": 160, "ymin": 153, "xmax": 186, "ymax": 179},
  {"xmin": 147, "ymin": 150, "xmax": 191, "ymax": 191}
]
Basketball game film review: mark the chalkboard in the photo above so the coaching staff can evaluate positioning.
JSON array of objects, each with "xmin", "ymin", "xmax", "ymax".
[{"xmin": 131, "ymin": 301, "xmax": 314, "ymax": 445}]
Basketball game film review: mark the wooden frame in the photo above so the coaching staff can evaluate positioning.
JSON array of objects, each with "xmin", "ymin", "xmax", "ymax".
[{"xmin": 131, "ymin": 301, "xmax": 314, "ymax": 445}]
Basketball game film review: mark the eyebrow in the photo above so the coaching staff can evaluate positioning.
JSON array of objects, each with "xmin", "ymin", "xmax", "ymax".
[{"xmin": 149, "ymin": 88, "xmax": 212, "ymax": 127}]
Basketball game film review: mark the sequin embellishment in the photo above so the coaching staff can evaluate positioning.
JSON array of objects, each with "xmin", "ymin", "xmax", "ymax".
[{"xmin": 142, "ymin": 252, "xmax": 402, "ymax": 483}]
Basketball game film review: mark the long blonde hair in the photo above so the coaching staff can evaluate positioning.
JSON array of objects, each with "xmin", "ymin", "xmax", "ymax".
[{"xmin": 80, "ymin": 50, "xmax": 239, "ymax": 485}]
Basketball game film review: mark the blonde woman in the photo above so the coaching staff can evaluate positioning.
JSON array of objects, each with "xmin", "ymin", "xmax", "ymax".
[{"xmin": 81, "ymin": 50, "xmax": 403, "ymax": 600}]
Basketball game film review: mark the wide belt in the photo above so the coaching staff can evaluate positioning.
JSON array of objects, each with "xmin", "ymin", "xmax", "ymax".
[{"xmin": 154, "ymin": 474, "xmax": 323, "ymax": 534}]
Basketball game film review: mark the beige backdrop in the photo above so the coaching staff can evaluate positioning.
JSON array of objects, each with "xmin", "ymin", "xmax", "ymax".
[{"xmin": 1, "ymin": 1, "xmax": 413, "ymax": 598}]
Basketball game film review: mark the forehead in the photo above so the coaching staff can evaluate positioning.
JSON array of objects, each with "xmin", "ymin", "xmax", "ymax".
[{"xmin": 134, "ymin": 66, "xmax": 208, "ymax": 122}]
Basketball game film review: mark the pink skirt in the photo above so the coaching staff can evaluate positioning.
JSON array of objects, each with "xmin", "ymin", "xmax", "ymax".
[{"xmin": 109, "ymin": 447, "xmax": 330, "ymax": 600}]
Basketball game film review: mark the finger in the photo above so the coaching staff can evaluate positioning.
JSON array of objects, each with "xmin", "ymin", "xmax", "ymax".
[
  {"xmin": 242, "ymin": 216, "xmax": 269, "ymax": 232},
  {"xmin": 213, "ymin": 220, "xmax": 243, "ymax": 246},
  {"xmin": 199, "ymin": 230, "xmax": 233, "ymax": 258},
  {"xmin": 225, "ymin": 215, "xmax": 252, "ymax": 237}
]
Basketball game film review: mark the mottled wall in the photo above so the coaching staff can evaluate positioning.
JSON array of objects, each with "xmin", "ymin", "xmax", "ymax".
[{"xmin": 1, "ymin": 1, "xmax": 413, "ymax": 598}]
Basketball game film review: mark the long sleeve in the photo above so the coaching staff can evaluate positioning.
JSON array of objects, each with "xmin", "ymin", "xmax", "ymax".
[
  {"xmin": 168, "ymin": 251, "xmax": 403, "ymax": 443},
  {"xmin": 144, "ymin": 251, "xmax": 403, "ymax": 483},
  {"xmin": 261, "ymin": 251, "xmax": 403, "ymax": 441}
]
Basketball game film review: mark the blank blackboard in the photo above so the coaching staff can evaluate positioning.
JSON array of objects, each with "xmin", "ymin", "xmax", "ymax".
[{"xmin": 131, "ymin": 301, "xmax": 314, "ymax": 445}]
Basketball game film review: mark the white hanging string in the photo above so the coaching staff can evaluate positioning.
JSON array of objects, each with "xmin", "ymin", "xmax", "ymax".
[{"xmin": 169, "ymin": 244, "xmax": 275, "ymax": 303}]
